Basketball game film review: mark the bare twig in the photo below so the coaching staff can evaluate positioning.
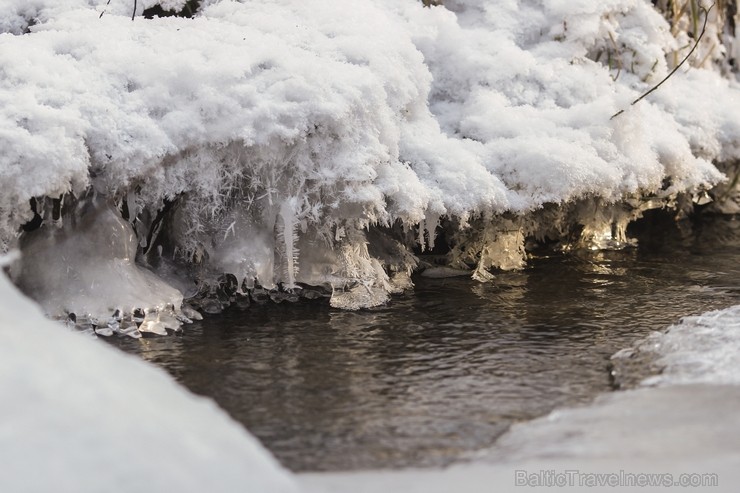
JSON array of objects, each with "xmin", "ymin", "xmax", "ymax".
[
  {"xmin": 610, "ymin": 2, "xmax": 714, "ymax": 120},
  {"xmin": 99, "ymin": 0, "xmax": 112, "ymax": 19},
  {"xmin": 132, "ymin": 0, "xmax": 137, "ymax": 21}
]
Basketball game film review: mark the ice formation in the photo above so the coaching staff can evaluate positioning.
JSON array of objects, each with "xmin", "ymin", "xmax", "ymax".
[
  {"xmin": 1, "ymin": 0, "xmax": 739, "ymax": 325},
  {"xmin": 15, "ymin": 197, "xmax": 184, "ymax": 336}
]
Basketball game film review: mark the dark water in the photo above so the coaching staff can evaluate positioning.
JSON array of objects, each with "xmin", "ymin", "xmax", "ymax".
[{"xmin": 113, "ymin": 214, "xmax": 740, "ymax": 472}]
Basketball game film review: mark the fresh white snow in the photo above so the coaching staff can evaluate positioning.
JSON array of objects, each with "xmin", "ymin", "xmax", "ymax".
[
  {"xmin": 1, "ymin": 0, "xmax": 738, "ymax": 317},
  {"xmin": 616, "ymin": 304, "xmax": 740, "ymax": 386},
  {"xmin": 0, "ymin": 263, "xmax": 298, "ymax": 493}
]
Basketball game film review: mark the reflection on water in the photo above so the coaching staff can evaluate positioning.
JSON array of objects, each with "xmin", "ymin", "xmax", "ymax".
[{"xmin": 113, "ymin": 215, "xmax": 740, "ymax": 472}]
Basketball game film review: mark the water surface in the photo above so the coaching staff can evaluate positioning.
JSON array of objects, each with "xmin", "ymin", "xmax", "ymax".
[{"xmin": 113, "ymin": 215, "xmax": 740, "ymax": 471}]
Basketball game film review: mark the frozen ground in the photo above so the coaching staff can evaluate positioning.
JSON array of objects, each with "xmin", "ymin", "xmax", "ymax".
[
  {"xmin": 1, "ymin": 0, "xmax": 739, "ymax": 321},
  {"xmin": 301, "ymin": 305, "xmax": 740, "ymax": 492}
]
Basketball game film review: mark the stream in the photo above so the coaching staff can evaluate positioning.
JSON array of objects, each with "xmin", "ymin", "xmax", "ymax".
[{"xmin": 113, "ymin": 213, "xmax": 740, "ymax": 472}]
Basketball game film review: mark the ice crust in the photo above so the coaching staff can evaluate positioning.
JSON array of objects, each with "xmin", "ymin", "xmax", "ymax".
[{"xmin": 1, "ymin": 0, "xmax": 739, "ymax": 319}]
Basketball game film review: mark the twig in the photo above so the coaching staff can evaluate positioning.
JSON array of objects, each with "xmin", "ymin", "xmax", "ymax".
[
  {"xmin": 610, "ymin": 2, "xmax": 714, "ymax": 120},
  {"xmin": 99, "ymin": 0, "xmax": 112, "ymax": 19},
  {"xmin": 132, "ymin": 0, "xmax": 137, "ymax": 21}
]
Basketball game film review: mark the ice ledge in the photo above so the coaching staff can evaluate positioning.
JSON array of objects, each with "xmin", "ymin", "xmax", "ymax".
[{"xmin": 7, "ymin": 188, "xmax": 716, "ymax": 335}]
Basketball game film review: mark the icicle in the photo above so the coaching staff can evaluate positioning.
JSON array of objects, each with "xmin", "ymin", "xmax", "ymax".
[
  {"xmin": 417, "ymin": 217, "xmax": 426, "ymax": 252},
  {"xmin": 126, "ymin": 189, "xmax": 139, "ymax": 224},
  {"xmin": 278, "ymin": 198, "xmax": 300, "ymax": 289},
  {"xmin": 575, "ymin": 203, "xmax": 637, "ymax": 250},
  {"xmin": 139, "ymin": 311, "xmax": 168, "ymax": 336},
  {"xmin": 465, "ymin": 221, "xmax": 526, "ymax": 282},
  {"xmin": 424, "ymin": 211, "xmax": 440, "ymax": 251},
  {"xmin": 17, "ymin": 200, "xmax": 184, "ymax": 329}
]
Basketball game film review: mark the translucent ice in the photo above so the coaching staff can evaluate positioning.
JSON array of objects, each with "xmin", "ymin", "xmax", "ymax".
[{"xmin": 16, "ymin": 198, "xmax": 183, "ymax": 325}]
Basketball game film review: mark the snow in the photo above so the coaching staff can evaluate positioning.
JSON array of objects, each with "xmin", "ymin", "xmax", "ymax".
[
  {"xmin": 615, "ymin": 304, "xmax": 740, "ymax": 386},
  {"xmin": 1, "ymin": 1, "xmax": 739, "ymax": 314},
  {"xmin": 0, "ymin": 267, "xmax": 298, "ymax": 493}
]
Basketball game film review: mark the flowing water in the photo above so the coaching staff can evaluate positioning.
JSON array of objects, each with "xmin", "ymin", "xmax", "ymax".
[{"xmin": 113, "ymin": 214, "xmax": 740, "ymax": 472}]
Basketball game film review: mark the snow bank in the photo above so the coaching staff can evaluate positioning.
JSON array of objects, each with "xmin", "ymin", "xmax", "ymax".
[
  {"xmin": 613, "ymin": 304, "xmax": 740, "ymax": 386},
  {"xmin": 1, "ymin": 0, "xmax": 739, "ymax": 318},
  {"xmin": 0, "ymin": 267, "xmax": 298, "ymax": 493}
]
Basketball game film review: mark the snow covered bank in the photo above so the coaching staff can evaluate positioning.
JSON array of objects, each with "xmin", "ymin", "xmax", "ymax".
[
  {"xmin": 2, "ymin": 0, "xmax": 739, "ymax": 320},
  {"xmin": 613, "ymin": 303, "xmax": 740, "ymax": 386},
  {"xmin": 301, "ymin": 305, "xmax": 740, "ymax": 493},
  {"xmin": 0, "ymin": 266, "xmax": 298, "ymax": 493}
]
